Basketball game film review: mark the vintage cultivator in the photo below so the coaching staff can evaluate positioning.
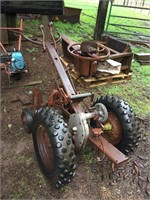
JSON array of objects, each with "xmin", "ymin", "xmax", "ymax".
[
  {"xmin": 21, "ymin": 23, "xmax": 140, "ymax": 188},
  {"xmin": 0, "ymin": 18, "xmax": 28, "ymax": 82}
]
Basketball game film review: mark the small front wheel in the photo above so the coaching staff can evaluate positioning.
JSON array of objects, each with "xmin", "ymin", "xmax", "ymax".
[
  {"xmin": 21, "ymin": 108, "xmax": 33, "ymax": 133},
  {"xmin": 91, "ymin": 95, "xmax": 140, "ymax": 155},
  {"xmin": 32, "ymin": 107, "xmax": 76, "ymax": 188}
]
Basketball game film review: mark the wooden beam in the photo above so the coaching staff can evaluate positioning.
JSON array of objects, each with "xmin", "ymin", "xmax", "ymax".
[
  {"xmin": 1, "ymin": 14, "xmax": 9, "ymax": 44},
  {"xmin": 94, "ymin": 0, "xmax": 109, "ymax": 40},
  {"xmin": 42, "ymin": 16, "xmax": 51, "ymax": 42},
  {"xmin": 1, "ymin": 1, "xmax": 64, "ymax": 15}
]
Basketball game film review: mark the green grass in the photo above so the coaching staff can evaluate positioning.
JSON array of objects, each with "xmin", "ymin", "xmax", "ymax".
[
  {"xmin": 64, "ymin": 0, "xmax": 99, "ymax": 9},
  {"xmin": 95, "ymin": 60, "xmax": 150, "ymax": 117},
  {"xmin": 105, "ymin": 2, "xmax": 150, "ymax": 39},
  {"xmin": 64, "ymin": 0, "xmax": 150, "ymax": 40},
  {"xmin": 54, "ymin": 21, "xmax": 93, "ymax": 42}
]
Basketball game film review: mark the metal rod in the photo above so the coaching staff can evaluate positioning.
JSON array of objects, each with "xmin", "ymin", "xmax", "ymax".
[
  {"xmin": 0, "ymin": 27, "xmax": 21, "ymax": 30},
  {"xmin": 89, "ymin": 136, "xmax": 128, "ymax": 164},
  {"xmin": 49, "ymin": 22, "xmax": 56, "ymax": 50},
  {"xmin": 18, "ymin": 18, "xmax": 23, "ymax": 51},
  {"xmin": 112, "ymin": 4, "xmax": 150, "ymax": 10},
  {"xmin": 110, "ymin": 15, "xmax": 150, "ymax": 22},
  {"xmin": 109, "ymin": 23, "xmax": 150, "ymax": 30},
  {"xmin": 70, "ymin": 93, "xmax": 92, "ymax": 100},
  {"xmin": 0, "ymin": 42, "xmax": 8, "ymax": 54},
  {"xmin": 106, "ymin": 31, "xmax": 149, "ymax": 37},
  {"xmin": 105, "ymin": 0, "xmax": 113, "ymax": 32}
]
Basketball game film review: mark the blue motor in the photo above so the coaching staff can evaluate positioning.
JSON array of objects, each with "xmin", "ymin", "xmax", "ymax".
[{"xmin": 11, "ymin": 51, "xmax": 26, "ymax": 72}]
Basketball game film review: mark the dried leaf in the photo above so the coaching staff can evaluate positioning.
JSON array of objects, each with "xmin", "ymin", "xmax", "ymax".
[
  {"xmin": 109, "ymin": 181, "xmax": 117, "ymax": 186},
  {"xmin": 147, "ymin": 176, "xmax": 150, "ymax": 183},
  {"xmin": 145, "ymin": 189, "xmax": 150, "ymax": 196},
  {"xmin": 138, "ymin": 169, "xmax": 141, "ymax": 176},
  {"xmin": 133, "ymin": 165, "xmax": 139, "ymax": 174},
  {"xmin": 8, "ymin": 124, "xmax": 12, "ymax": 128},
  {"xmin": 144, "ymin": 161, "xmax": 150, "ymax": 168},
  {"xmin": 111, "ymin": 162, "xmax": 115, "ymax": 171},
  {"xmin": 138, "ymin": 176, "xmax": 145, "ymax": 182},
  {"xmin": 137, "ymin": 155, "xmax": 149, "ymax": 160},
  {"xmin": 123, "ymin": 174, "xmax": 129, "ymax": 179}
]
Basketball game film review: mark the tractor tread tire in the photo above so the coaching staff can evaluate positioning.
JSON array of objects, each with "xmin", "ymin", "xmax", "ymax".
[
  {"xmin": 32, "ymin": 107, "xmax": 76, "ymax": 188},
  {"xmin": 91, "ymin": 95, "xmax": 141, "ymax": 155}
]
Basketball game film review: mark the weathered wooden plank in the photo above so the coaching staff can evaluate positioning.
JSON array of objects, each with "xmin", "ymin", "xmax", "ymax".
[
  {"xmin": 134, "ymin": 53, "xmax": 150, "ymax": 61},
  {"xmin": 70, "ymin": 69, "xmax": 132, "ymax": 88},
  {"xmin": 94, "ymin": 0, "xmax": 109, "ymax": 40},
  {"xmin": 1, "ymin": 14, "xmax": 9, "ymax": 44},
  {"xmin": 1, "ymin": 1, "xmax": 64, "ymax": 15}
]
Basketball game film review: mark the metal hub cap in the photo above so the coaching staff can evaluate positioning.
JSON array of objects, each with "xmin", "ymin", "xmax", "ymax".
[{"xmin": 103, "ymin": 112, "xmax": 122, "ymax": 145}]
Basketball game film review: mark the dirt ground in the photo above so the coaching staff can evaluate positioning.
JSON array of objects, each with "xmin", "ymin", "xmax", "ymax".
[{"xmin": 1, "ymin": 40, "xmax": 150, "ymax": 200}]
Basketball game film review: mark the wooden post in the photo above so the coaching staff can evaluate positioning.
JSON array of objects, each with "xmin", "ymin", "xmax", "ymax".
[
  {"xmin": 42, "ymin": 15, "xmax": 52, "ymax": 42},
  {"xmin": 1, "ymin": 14, "xmax": 9, "ymax": 44},
  {"xmin": 6, "ymin": 13, "xmax": 17, "ymax": 41},
  {"xmin": 94, "ymin": 0, "xmax": 109, "ymax": 40}
]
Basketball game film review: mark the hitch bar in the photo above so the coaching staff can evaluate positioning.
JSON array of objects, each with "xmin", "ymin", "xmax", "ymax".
[{"xmin": 89, "ymin": 135, "xmax": 128, "ymax": 164}]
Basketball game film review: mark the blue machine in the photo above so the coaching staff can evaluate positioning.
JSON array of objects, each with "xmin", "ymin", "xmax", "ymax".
[{"xmin": 11, "ymin": 51, "xmax": 27, "ymax": 72}]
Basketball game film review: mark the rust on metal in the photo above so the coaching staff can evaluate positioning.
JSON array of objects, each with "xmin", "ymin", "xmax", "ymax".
[
  {"xmin": 89, "ymin": 135, "xmax": 128, "ymax": 164},
  {"xmin": 62, "ymin": 35, "xmax": 133, "ymax": 78},
  {"xmin": 48, "ymin": 88, "xmax": 69, "ymax": 107},
  {"xmin": 32, "ymin": 88, "xmax": 43, "ymax": 109},
  {"xmin": 49, "ymin": 7, "xmax": 82, "ymax": 24},
  {"xmin": 45, "ymin": 42, "xmax": 76, "ymax": 97},
  {"xmin": 18, "ymin": 18, "xmax": 23, "ymax": 50},
  {"xmin": 92, "ymin": 128, "xmax": 103, "ymax": 135},
  {"xmin": 0, "ymin": 18, "xmax": 23, "ymax": 50},
  {"xmin": 102, "ymin": 112, "xmax": 122, "ymax": 145},
  {"xmin": 66, "ymin": 42, "xmax": 110, "ymax": 76},
  {"xmin": 0, "ymin": 42, "xmax": 8, "ymax": 54}
]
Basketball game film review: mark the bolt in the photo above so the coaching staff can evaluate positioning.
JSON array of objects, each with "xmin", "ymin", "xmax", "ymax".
[{"xmin": 72, "ymin": 126, "xmax": 77, "ymax": 135}]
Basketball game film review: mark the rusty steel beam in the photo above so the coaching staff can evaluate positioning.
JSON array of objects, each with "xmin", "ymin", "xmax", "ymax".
[
  {"xmin": 109, "ymin": 52, "xmax": 132, "ymax": 59},
  {"xmin": 89, "ymin": 135, "xmax": 128, "ymax": 164},
  {"xmin": 45, "ymin": 42, "xmax": 76, "ymax": 97}
]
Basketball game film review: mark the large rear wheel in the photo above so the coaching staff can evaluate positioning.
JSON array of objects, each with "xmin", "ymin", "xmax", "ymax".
[
  {"xmin": 91, "ymin": 95, "xmax": 140, "ymax": 155},
  {"xmin": 32, "ymin": 107, "xmax": 76, "ymax": 188}
]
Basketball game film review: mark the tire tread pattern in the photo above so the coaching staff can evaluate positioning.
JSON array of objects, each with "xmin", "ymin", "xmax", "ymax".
[
  {"xmin": 92, "ymin": 95, "xmax": 141, "ymax": 155},
  {"xmin": 32, "ymin": 107, "xmax": 76, "ymax": 188}
]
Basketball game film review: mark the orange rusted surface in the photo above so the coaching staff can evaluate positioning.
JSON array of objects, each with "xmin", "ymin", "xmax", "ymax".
[
  {"xmin": 32, "ymin": 89, "xmax": 43, "ymax": 109},
  {"xmin": 89, "ymin": 135, "xmax": 128, "ymax": 164}
]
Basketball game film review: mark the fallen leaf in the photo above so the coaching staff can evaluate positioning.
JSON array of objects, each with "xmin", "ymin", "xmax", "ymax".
[{"xmin": 8, "ymin": 124, "xmax": 12, "ymax": 128}]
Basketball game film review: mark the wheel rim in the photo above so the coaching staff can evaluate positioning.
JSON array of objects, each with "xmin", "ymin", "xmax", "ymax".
[
  {"xmin": 103, "ymin": 111, "xmax": 122, "ymax": 145},
  {"xmin": 37, "ymin": 125, "xmax": 54, "ymax": 171}
]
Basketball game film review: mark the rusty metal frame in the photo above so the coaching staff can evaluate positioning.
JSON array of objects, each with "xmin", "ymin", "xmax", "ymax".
[
  {"xmin": 40, "ymin": 41, "xmax": 128, "ymax": 164},
  {"xmin": 0, "ymin": 18, "xmax": 23, "ymax": 51},
  {"xmin": 29, "ymin": 25, "xmax": 129, "ymax": 165},
  {"xmin": 61, "ymin": 34, "xmax": 133, "ymax": 76},
  {"xmin": 89, "ymin": 136, "xmax": 128, "ymax": 165}
]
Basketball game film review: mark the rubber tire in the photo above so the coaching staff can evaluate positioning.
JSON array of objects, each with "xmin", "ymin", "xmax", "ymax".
[
  {"xmin": 91, "ymin": 95, "xmax": 141, "ymax": 155},
  {"xmin": 21, "ymin": 108, "xmax": 33, "ymax": 133},
  {"xmin": 32, "ymin": 107, "xmax": 76, "ymax": 188}
]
